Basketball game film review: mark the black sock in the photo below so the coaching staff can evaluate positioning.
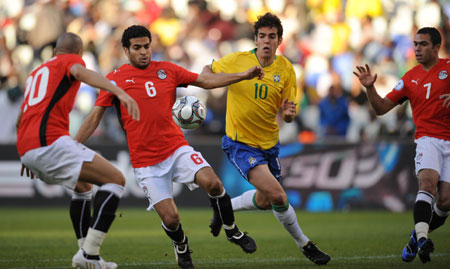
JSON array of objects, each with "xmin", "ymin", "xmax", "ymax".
[
  {"xmin": 429, "ymin": 210, "xmax": 448, "ymax": 232},
  {"xmin": 209, "ymin": 193, "xmax": 235, "ymax": 226},
  {"xmin": 70, "ymin": 199, "xmax": 91, "ymax": 239},
  {"xmin": 91, "ymin": 191, "xmax": 120, "ymax": 233},
  {"xmin": 163, "ymin": 223, "xmax": 185, "ymax": 244},
  {"xmin": 413, "ymin": 200, "xmax": 432, "ymax": 225}
]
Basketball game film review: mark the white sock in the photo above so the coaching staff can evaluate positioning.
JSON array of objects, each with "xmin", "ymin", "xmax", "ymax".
[
  {"xmin": 273, "ymin": 204, "xmax": 309, "ymax": 248},
  {"xmin": 83, "ymin": 228, "xmax": 106, "ymax": 255},
  {"xmin": 77, "ymin": 238, "xmax": 86, "ymax": 249},
  {"xmin": 415, "ymin": 222, "xmax": 429, "ymax": 240},
  {"xmin": 231, "ymin": 190, "xmax": 257, "ymax": 211}
]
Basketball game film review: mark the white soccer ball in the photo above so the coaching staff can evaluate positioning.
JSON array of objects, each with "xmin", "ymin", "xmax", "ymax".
[{"xmin": 172, "ymin": 96, "xmax": 207, "ymax": 129}]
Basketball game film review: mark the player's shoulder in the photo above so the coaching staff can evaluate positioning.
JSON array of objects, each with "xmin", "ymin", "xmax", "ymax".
[
  {"xmin": 222, "ymin": 50, "xmax": 253, "ymax": 61},
  {"xmin": 275, "ymin": 55, "xmax": 293, "ymax": 66},
  {"xmin": 275, "ymin": 55, "xmax": 295, "ymax": 72},
  {"xmin": 151, "ymin": 60, "xmax": 184, "ymax": 72},
  {"xmin": 439, "ymin": 58, "xmax": 450, "ymax": 67}
]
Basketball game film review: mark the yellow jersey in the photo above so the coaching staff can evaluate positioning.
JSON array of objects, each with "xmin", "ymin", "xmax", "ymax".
[{"xmin": 211, "ymin": 49, "xmax": 297, "ymax": 150}]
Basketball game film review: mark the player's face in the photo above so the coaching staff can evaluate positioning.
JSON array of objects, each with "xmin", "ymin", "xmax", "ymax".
[
  {"xmin": 255, "ymin": 26, "xmax": 282, "ymax": 60},
  {"xmin": 125, "ymin": 37, "xmax": 152, "ymax": 69},
  {"xmin": 414, "ymin": 33, "xmax": 439, "ymax": 66}
]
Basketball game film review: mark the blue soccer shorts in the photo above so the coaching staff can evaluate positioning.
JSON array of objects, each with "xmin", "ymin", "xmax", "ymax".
[{"xmin": 222, "ymin": 135, "xmax": 282, "ymax": 181}]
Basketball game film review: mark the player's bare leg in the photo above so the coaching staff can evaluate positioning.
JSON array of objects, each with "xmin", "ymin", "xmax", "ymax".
[
  {"xmin": 154, "ymin": 199, "xmax": 193, "ymax": 269},
  {"xmin": 248, "ymin": 164, "xmax": 330, "ymax": 265},
  {"xmin": 195, "ymin": 167, "xmax": 257, "ymax": 253}
]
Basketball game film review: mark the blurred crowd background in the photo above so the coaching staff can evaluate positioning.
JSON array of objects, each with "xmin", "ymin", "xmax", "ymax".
[{"xmin": 1, "ymin": 0, "xmax": 449, "ymax": 145}]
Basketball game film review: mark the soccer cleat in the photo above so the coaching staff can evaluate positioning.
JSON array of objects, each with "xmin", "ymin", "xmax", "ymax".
[
  {"xmin": 173, "ymin": 237, "xmax": 194, "ymax": 269},
  {"xmin": 72, "ymin": 249, "xmax": 117, "ymax": 269},
  {"xmin": 209, "ymin": 210, "xmax": 222, "ymax": 237},
  {"xmin": 301, "ymin": 241, "xmax": 331, "ymax": 265},
  {"xmin": 226, "ymin": 226, "xmax": 257, "ymax": 254},
  {"xmin": 417, "ymin": 237, "xmax": 434, "ymax": 264},
  {"xmin": 402, "ymin": 229, "xmax": 418, "ymax": 262}
]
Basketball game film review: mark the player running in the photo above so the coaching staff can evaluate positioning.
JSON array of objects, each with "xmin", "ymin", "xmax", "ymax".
[
  {"xmin": 354, "ymin": 27, "xmax": 450, "ymax": 264},
  {"xmin": 202, "ymin": 12, "xmax": 331, "ymax": 265}
]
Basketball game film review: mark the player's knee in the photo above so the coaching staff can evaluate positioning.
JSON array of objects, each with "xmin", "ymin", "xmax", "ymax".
[
  {"xmin": 418, "ymin": 182, "xmax": 436, "ymax": 195},
  {"xmin": 269, "ymin": 192, "xmax": 287, "ymax": 206},
  {"xmin": 110, "ymin": 170, "xmax": 126, "ymax": 187},
  {"xmin": 436, "ymin": 196, "xmax": 450, "ymax": 212},
  {"xmin": 161, "ymin": 214, "xmax": 180, "ymax": 230},
  {"xmin": 206, "ymin": 179, "xmax": 223, "ymax": 196}
]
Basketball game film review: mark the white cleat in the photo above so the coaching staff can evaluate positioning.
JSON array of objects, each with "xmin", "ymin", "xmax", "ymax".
[{"xmin": 72, "ymin": 249, "xmax": 117, "ymax": 269}]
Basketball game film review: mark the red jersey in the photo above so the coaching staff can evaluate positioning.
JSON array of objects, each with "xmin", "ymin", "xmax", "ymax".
[
  {"xmin": 17, "ymin": 54, "xmax": 85, "ymax": 156},
  {"xmin": 95, "ymin": 61, "xmax": 198, "ymax": 168},
  {"xmin": 386, "ymin": 59, "xmax": 450, "ymax": 140}
]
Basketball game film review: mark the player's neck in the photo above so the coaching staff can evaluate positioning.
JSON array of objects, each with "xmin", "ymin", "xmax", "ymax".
[
  {"xmin": 421, "ymin": 57, "xmax": 439, "ymax": 71},
  {"xmin": 256, "ymin": 53, "xmax": 275, "ymax": 67}
]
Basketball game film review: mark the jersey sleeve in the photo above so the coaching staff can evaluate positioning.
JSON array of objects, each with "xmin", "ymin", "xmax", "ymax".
[
  {"xmin": 282, "ymin": 63, "xmax": 297, "ymax": 103},
  {"xmin": 95, "ymin": 75, "xmax": 116, "ymax": 107},
  {"xmin": 166, "ymin": 62, "xmax": 198, "ymax": 87},
  {"xmin": 65, "ymin": 54, "xmax": 86, "ymax": 81},
  {"xmin": 385, "ymin": 73, "xmax": 409, "ymax": 104}
]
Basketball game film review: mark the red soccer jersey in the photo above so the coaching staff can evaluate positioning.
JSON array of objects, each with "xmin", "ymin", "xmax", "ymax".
[
  {"xmin": 95, "ymin": 61, "xmax": 198, "ymax": 168},
  {"xmin": 386, "ymin": 58, "xmax": 450, "ymax": 140},
  {"xmin": 17, "ymin": 54, "xmax": 85, "ymax": 156}
]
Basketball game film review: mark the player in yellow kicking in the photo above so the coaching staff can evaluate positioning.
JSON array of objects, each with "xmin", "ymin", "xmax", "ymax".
[{"xmin": 201, "ymin": 13, "xmax": 331, "ymax": 265}]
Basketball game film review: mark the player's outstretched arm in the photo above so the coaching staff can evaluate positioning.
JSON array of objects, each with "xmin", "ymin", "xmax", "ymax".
[
  {"xmin": 74, "ymin": 106, "xmax": 107, "ymax": 144},
  {"xmin": 70, "ymin": 64, "xmax": 140, "ymax": 121},
  {"xmin": 353, "ymin": 64, "xmax": 396, "ymax": 115},
  {"xmin": 193, "ymin": 65, "xmax": 264, "ymax": 89}
]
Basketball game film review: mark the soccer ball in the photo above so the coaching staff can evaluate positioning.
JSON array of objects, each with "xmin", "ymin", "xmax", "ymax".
[{"xmin": 172, "ymin": 96, "xmax": 207, "ymax": 129}]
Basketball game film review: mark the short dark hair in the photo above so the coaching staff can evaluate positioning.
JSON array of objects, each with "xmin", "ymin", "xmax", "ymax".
[
  {"xmin": 121, "ymin": 25, "xmax": 152, "ymax": 48},
  {"xmin": 417, "ymin": 27, "xmax": 441, "ymax": 46},
  {"xmin": 254, "ymin": 13, "xmax": 283, "ymax": 39}
]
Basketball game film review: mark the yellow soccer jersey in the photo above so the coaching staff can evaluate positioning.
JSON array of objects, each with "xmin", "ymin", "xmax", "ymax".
[{"xmin": 211, "ymin": 49, "xmax": 297, "ymax": 150}]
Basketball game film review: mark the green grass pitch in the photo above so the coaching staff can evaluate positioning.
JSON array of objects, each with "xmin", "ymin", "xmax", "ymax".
[{"xmin": 0, "ymin": 208, "xmax": 449, "ymax": 268}]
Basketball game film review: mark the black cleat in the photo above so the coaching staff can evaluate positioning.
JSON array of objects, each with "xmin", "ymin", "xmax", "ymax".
[
  {"xmin": 226, "ymin": 226, "xmax": 257, "ymax": 254},
  {"xmin": 173, "ymin": 237, "xmax": 194, "ymax": 268},
  {"xmin": 301, "ymin": 241, "xmax": 331, "ymax": 265},
  {"xmin": 209, "ymin": 212, "xmax": 222, "ymax": 237},
  {"xmin": 417, "ymin": 238, "xmax": 434, "ymax": 264}
]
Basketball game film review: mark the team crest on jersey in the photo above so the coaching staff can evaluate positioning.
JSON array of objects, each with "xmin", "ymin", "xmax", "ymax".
[
  {"xmin": 394, "ymin": 79, "xmax": 404, "ymax": 91},
  {"xmin": 438, "ymin": 70, "xmax": 448, "ymax": 80},
  {"xmin": 248, "ymin": 157, "xmax": 257, "ymax": 165},
  {"xmin": 157, "ymin": 69, "xmax": 167, "ymax": 79},
  {"xmin": 274, "ymin": 73, "xmax": 281, "ymax": 83}
]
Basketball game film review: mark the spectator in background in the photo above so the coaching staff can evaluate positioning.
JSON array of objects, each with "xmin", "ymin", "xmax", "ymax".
[
  {"xmin": 1, "ymin": 0, "xmax": 448, "ymax": 144},
  {"xmin": 318, "ymin": 84, "xmax": 350, "ymax": 138}
]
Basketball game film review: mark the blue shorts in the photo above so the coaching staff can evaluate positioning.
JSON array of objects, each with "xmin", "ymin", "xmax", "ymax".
[{"xmin": 222, "ymin": 135, "xmax": 282, "ymax": 181}]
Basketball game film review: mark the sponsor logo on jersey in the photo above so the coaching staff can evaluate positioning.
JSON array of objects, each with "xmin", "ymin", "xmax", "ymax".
[
  {"xmin": 438, "ymin": 70, "xmax": 448, "ymax": 80},
  {"xmin": 158, "ymin": 69, "xmax": 167, "ymax": 80},
  {"xmin": 411, "ymin": 79, "xmax": 418, "ymax": 85},
  {"xmin": 394, "ymin": 79, "xmax": 404, "ymax": 91},
  {"xmin": 126, "ymin": 78, "xmax": 135, "ymax": 83},
  {"xmin": 248, "ymin": 157, "xmax": 257, "ymax": 165},
  {"xmin": 274, "ymin": 74, "xmax": 280, "ymax": 82}
]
